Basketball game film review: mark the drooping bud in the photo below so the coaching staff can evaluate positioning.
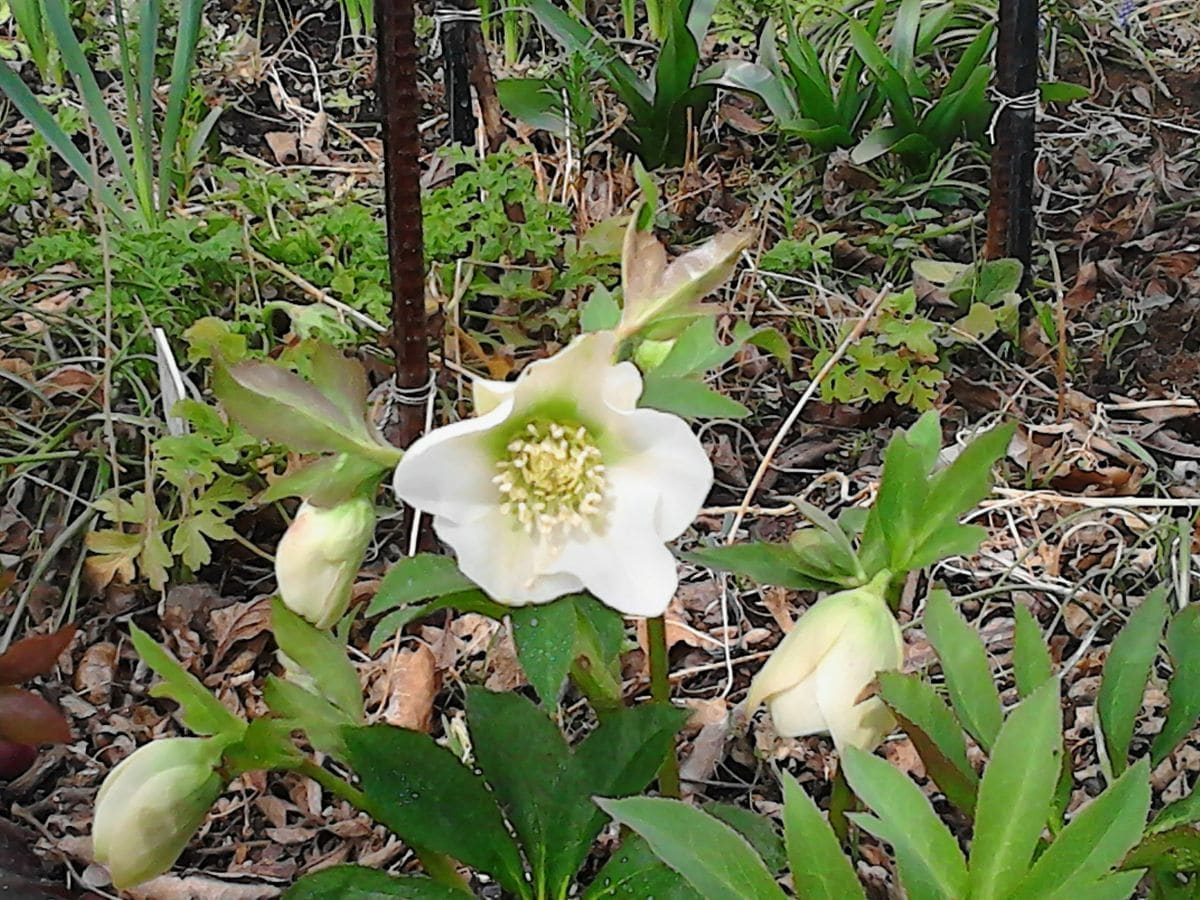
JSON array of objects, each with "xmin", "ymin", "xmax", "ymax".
[
  {"xmin": 92, "ymin": 738, "xmax": 224, "ymax": 889},
  {"xmin": 275, "ymin": 496, "xmax": 375, "ymax": 628},
  {"xmin": 745, "ymin": 572, "xmax": 904, "ymax": 753}
]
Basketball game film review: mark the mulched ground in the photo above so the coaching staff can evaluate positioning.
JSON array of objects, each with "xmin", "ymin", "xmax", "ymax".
[{"xmin": 2, "ymin": 1, "xmax": 1200, "ymax": 897}]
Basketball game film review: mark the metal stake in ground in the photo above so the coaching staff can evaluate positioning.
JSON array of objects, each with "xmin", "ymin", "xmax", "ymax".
[
  {"xmin": 375, "ymin": 0, "xmax": 431, "ymax": 449},
  {"xmin": 984, "ymin": 0, "xmax": 1038, "ymax": 274},
  {"xmin": 438, "ymin": 1, "xmax": 479, "ymax": 148}
]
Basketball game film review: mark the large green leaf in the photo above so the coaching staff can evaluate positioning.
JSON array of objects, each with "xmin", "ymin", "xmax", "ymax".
[
  {"xmin": 842, "ymin": 745, "xmax": 967, "ymax": 899},
  {"xmin": 583, "ymin": 833, "xmax": 700, "ymax": 900},
  {"xmin": 129, "ymin": 624, "xmax": 245, "ymax": 738},
  {"xmin": 639, "ymin": 373, "xmax": 750, "ymax": 418},
  {"xmin": 1152, "ymin": 604, "xmax": 1200, "ymax": 763},
  {"xmin": 344, "ymin": 725, "xmax": 529, "ymax": 898},
  {"xmin": 871, "ymin": 411, "xmax": 939, "ymax": 570},
  {"xmin": 597, "ymin": 797, "xmax": 787, "ymax": 899},
  {"xmin": 968, "ymin": 679, "xmax": 1063, "ymax": 900},
  {"xmin": 1097, "ymin": 587, "xmax": 1168, "ymax": 772},
  {"xmin": 468, "ymin": 689, "xmax": 686, "ymax": 897},
  {"xmin": 1008, "ymin": 758, "xmax": 1150, "ymax": 898},
  {"xmin": 781, "ymin": 773, "xmax": 866, "ymax": 899},
  {"xmin": 284, "ymin": 865, "xmax": 466, "ymax": 898},
  {"xmin": 496, "ymin": 78, "xmax": 567, "ymax": 133},
  {"xmin": 923, "ymin": 589, "xmax": 1003, "ymax": 752}
]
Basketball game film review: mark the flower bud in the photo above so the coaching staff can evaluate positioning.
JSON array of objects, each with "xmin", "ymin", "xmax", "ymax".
[
  {"xmin": 745, "ymin": 572, "xmax": 903, "ymax": 753},
  {"xmin": 275, "ymin": 496, "xmax": 375, "ymax": 629},
  {"xmin": 93, "ymin": 738, "xmax": 224, "ymax": 889}
]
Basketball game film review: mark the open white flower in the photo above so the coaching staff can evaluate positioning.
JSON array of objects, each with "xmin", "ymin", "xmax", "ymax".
[
  {"xmin": 392, "ymin": 332, "xmax": 712, "ymax": 617},
  {"xmin": 745, "ymin": 572, "xmax": 904, "ymax": 752}
]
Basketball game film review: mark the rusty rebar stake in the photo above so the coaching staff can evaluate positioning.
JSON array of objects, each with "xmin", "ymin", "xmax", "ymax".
[
  {"xmin": 984, "ymin": 0, "xmax": 1039, "ymax": 275},
  {"xmin": 376, "ymin": 0, "xmax": 430, "ymax": 449}
]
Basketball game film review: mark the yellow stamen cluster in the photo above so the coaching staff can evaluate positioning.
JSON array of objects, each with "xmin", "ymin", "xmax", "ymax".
[{"xmin": 494, "ymin": 421, "xmax": 606, "ymax": 535}]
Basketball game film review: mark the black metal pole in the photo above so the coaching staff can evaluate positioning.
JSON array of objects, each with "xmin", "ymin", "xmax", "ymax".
[
  {"xmin": 375, "ymin": 0, "xmax": 430, "ymax": 449},
  {"xmin": 440, "ymin": 1, "xmax": 477, "ymax": 149},
  {"xmin": 985, "ymin": 0, "xmax": 1038, "ymax": 275}
]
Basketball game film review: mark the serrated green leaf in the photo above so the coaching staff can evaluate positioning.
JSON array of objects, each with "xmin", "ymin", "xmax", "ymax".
[
  {"xmin": 271, "ymin": 598, "xmax": 364, "ymax": 720},
  {"xmin": 583, "ymin": 834, "xmax": 700, "ymax": 900},
  {"xmin": 1152, "ymin": 604, "xmax": 1200, "ymax": 763},
  {"xmin": 581, "ymin": 285, "xmax": 622, "ymax": 333},
  {"xmin": 878, "ymin": 672, "xmax": 977, "ymax": 813},
  {"xmin": 681, "ymin": 543, "xmax": 841, "ymax": 591},
  {"xmin": 968, "ymin": 679, "xmax": 1063, "ymax": 900},
  {"xmin": 1009, "ymin": 757, "xmax": 1150, "ymax": 898},
  {"xmin": 923, "ymin": 589, "xmax": 1003, "ymax": 751},
  {"xmin": 842, "ymin": 745, "xmax": 967, "ymax": 899},
  {"xmin": 1098, "ymin": 587, "xmax": 1168, "ymax": 773},
  {"xmin": 129, "ymin": 624, "xmax": 245, "ymax": 738},
  {"xmin": 1013, "ymin": 605, "xmax": 1055, "ymax": 698},
  {"xmin": 781, "ymin": 772, "xmax": 866, "ymax": 899}
]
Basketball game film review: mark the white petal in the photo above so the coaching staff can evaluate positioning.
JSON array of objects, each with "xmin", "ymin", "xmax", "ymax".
[
  {"xmin": 744, "ymin": 595, "xmax": 852, "ymax": 712},
  {"xmin": 608, "ymin": 407, "xmax": 712, "ymax": 538},
  {"xmin": 551, "ymin": 471, "xmax": 680, "ymax": 617},
  {"xmin": 766, "ymin": 670, "xmax": 827, "ymax": 738},
  {"xmin": 392, "ymin": 398, "xmax": 514, "ymax": 524},
  {"xmin": 509, "ymin": 332, "xmax": 620, "ymax": 413},
  {"xmin": 598, "ymin": 360, "xmax": 643, "ymax": 412},
  {"xmin": 814, "ymin": 616, "xmax": 899, "ymax": 752},
  {"xmin": 433, "ymin": 507, "xmax": 584, "ymax": 605},
  {"xmin": 472, "ymin": 377, "xmax": 515, "ymax": 416}
]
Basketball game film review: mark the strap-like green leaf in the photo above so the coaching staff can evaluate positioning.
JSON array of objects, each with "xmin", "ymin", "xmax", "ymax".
[
  {"xmin": 923, "ymin": 589, "xmax": 1003, "ymax": 751},
  {"xmin": 1013, "ymin": 605, "xmax": 1055, "ymax": 698},
  {"xmin": 284, "ymin": 865, "xmax": 468, "ymax": 898},
  {"xmin": 129, "ymin": 624, "xmax": 245, "ymax": 738},
  {"xmin": 1151, "ymin": 604, "xmax": 1200, "ymax": 763}
]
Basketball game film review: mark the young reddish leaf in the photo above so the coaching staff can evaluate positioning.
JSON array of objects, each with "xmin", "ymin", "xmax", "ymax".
[
  {"xmin": 0, "ymin": 738, "xmax": 37, "ymax": 779},
  {"xmin": 0, "ymin": 687, "xmax": 71, "ymax": 744},
  {"xmin": 0, "ymin": 624, "xmax": 76, "ymax": 685}
]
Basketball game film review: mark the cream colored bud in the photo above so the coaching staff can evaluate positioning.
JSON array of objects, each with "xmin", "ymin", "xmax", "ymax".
[
  {"xmin": 92, "ymin": 738, "xmax": 224, "ymax": 889},
  {"xmin": 746, "ymin": 572, "xmax": 903, "ymax": 753},
  {"xmin": 275, "ymin": 496, "xmax": 375, "ymax": 629}
]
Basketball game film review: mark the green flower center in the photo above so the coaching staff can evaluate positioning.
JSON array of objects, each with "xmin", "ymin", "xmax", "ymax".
[{"xmin": 494, "ymin": 420, "xmax": 606, "ymax": 534}]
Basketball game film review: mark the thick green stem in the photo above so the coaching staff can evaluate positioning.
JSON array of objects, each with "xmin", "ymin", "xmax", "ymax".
[
  {"xmin": 296, "ymin": 760, "xmax": 471, "ymax": 894},
  {"xmin": 646, "ymin": 615, "xmax": 680, "ymax": 798}
]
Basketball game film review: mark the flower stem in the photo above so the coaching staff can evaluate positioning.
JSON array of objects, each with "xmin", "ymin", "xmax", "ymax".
[
  {"xmin": 646, "ymin": 614, "xmax": 680, "ymax": 798},
  {"xmin": 296, "ymin": 760, "xmax": 471, "ymax": 893}
]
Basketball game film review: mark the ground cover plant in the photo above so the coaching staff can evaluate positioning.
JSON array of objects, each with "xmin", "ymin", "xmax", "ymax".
[{"xmin": 1, "ymin": 0, "xmax": 1199, "ymax": 897}]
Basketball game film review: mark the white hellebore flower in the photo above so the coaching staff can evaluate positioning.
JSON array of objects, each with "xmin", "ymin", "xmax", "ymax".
[
  {"xmin": 392, "ymin": 331, "xmax": 712, "ymax": 617},
  {"xmin": 93, "ymin": 737, "xmax": 224, "ymax": 889},
  {"xmin": 745, "ymin": 572, "xmax": 904, "ymax": 753},
  {"xmin": 275, "ymin": 496, "xmax": 375, "ymax": 628}
]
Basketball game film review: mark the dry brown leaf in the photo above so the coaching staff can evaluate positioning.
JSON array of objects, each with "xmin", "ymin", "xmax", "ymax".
[
  {"xmin": 124, "ymin": 875, "xmax": 282, "ymax": 899},
  {"xmin": 210, "ymin": 599, "xmax": 273, "ymax": 667},
  {"xmin": 74, "ymin": 642, "xmax": 116, "ymax": 705},
  {"xmin": 379, "ymin": 644, "xmax": 438, "ymax": 733},
  {"xmin": 264, "ymin": 132, "xmax": 299, "ymax": 166}
]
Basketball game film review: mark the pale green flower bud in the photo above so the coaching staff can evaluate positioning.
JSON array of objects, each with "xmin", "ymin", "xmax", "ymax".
[
  {"xmin": 93, "ymin": 738, "xmax": 224, "ymax": 889},
  {"xmin": 275, "ymin": 496, "xmax": 375, "ymax": 629},
  {"xmin": 746, "ymin": 572, "xmax": 904, "ymax": 753}
]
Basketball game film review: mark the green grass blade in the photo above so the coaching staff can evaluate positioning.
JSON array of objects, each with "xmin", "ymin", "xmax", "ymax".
[
  {"xmin": 846, "ymin": 18, "xmax": 917, "ymax": 136},
  {"xmin": 40, "ymin": 0, "xmax": 139, "ymax": 203},
  {"xmin": 10, "ymin": 0, "xmax": 49, "ymax": 78},
  {"xmin": 945, "ymin": 23, "xmax": 995, "ymax": 96},
  {"xmin": 0, "ymin": 62, "xmax": 130, "ymax": 222},
  {"xmin": 157, "ymin": 0, "xmax": 204, "ymax": 212},
  {"xmin": 110, "ymin": 0, "xmax": 155, "ymax": 220},
  {"xmin": 136, "ymin": 0, "xmax": 160, "ymax": 190}
]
